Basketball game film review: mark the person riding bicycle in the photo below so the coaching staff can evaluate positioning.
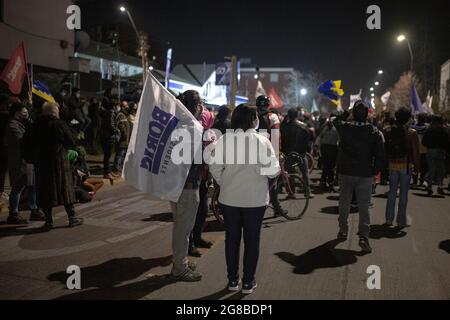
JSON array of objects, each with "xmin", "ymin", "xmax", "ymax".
[
  {"xmin": 256, "ymin": 95, "xmax": 287, "ymax": 216},
  {"xmin": 280, "ymin": 108, "xmax": 313, "ymax": 195}
]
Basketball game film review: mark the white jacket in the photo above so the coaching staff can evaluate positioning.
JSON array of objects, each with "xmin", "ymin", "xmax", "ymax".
[{"xmin": 208, "ymin": 129, "xmax": 280, "ymax": 208}]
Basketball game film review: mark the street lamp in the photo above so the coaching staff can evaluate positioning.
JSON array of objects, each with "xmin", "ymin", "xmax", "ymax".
[
  {"xmin": 378, "ymin": 70, "xmax": 383, "ymax": 75},
  {"xmin": 397, "ymin": 34, "xmax": 414, "ymax": 71},
  {"xmin": 371, "ymin": 93, "xmax": 375, "ymax": 97},
  {"xmin": 120, "ymin": 5, "xmax": 149, "ymax": 83},
  {"xmin": 370, "ymin": 87, "xmax": 374, "ymax": 91},
  {"xmin": 300, "ymin": 88, "xmax": 307, "ymax": 96},
  {"xmin": 374, "ymin": 81, "xmax": 379, "ymax": 86},
  {"xmin": 254, "ymin": 74, "xmax": 259, "ymax": 80}
]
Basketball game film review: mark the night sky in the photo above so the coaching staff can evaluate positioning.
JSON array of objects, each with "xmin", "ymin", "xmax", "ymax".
[{"xmin": 78, "ymin": 0, "xmax": 450, "ymax": 95}]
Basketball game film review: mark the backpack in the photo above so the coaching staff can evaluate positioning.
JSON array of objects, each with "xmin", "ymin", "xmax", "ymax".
[
  {"xmin": 258, "ymin": 112, "xmax": 271, "ymax": 131},
  {"xmin": 385, "ymin": 126, "xmax": 408, "ymax": 159}
]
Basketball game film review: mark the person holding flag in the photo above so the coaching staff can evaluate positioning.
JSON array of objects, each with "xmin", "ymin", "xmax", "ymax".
[
  {"xmin": 332, "ymin": 101, "xmax": 384, "ymax": 253},
  {"xmin": 123, "ymin": 72, "xmax": 204, "ymax": 282}
]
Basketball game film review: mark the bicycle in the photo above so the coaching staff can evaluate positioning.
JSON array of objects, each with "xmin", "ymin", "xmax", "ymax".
[{"xmin": 212, "ymin": 152, "xmax": 310, "ymax": 223}]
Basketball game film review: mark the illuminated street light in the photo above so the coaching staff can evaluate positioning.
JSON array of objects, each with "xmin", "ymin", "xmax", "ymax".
[
  {"xmin": 378, "ymin": 70, "xmax": 383, "ymax": 74},
  {"xmin": 149, "ymin": 66, "xmax": 154, "ymax": 71},
  {"xmin": 374, "ymin": 81, "xmax": 379, "ymax": 86},
  {"xmin": 371, "ymin": 93, "xmax": 375, "ymax": 97},
  {"xmin": 254, "ymin": 74, "xmax": 259, "ymax": 80},
  {"xmin": 397, "ymin": 34, "xmax": 406, "ymax": 42},
  {"xmin": 119, "ymin": 6, "xmax": 126, "ymax": 12},
  {"xmin": 300, "ymin": 88, "xmax": 307, "ymax": 96},
  {"xmin": 370, "ymin": 87, "xmax": 374, "ymax": 91}
]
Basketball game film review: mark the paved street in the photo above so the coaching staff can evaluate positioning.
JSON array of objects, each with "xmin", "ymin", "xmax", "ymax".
[{"xmin": 0, "ymin": 173, "xmax": 449, "ymax": 300}]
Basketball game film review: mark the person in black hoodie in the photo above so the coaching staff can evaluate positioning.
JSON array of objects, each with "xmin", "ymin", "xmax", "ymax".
[
  {"xmin": 332, "ymin": 101, "xmax": 384, "ymax": 253},
  {"xmin": 422, "ymin": 115, "xmax": 450, "ymax": 195}
]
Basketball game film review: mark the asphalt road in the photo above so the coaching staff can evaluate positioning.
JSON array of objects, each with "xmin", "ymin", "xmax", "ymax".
[{"xmin": 0, "ymin": 173, "xmax": 449, "ymax": 300}]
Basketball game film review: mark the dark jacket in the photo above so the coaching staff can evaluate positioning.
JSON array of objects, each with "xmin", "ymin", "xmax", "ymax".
[
  {"xmin": 333, "ymin": 117, "xmax": 385, "ymax": 177},
  {"xmin": 68, "ymin": 94, "xmax": 83, "ymax": 112},
  {"xmin": 280, "ymin": 120, "xmax": 310, "ymax": 156},
  {"xmin": 422, "ymin": 126, "xmax": 450, "ymax": 152},
  {"xmin": 100, "ymin": 108, "xmax": 119, "ymax": 142},
  {"xmin": 27, "ymin": 115, "xmax": 77, "ymax": 208},
  {"xmin": 116, "ymin": 111, "xmax": 131, "ymax": 149},
  {"xmin": 6, "ymin": 118, "xmax": 27, "ymax": 186}
]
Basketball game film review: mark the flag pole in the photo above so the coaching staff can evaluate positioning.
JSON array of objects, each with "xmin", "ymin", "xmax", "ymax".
[{"xmin": 22, "ymin": 42, "xmax": 33, "ymax": 105}]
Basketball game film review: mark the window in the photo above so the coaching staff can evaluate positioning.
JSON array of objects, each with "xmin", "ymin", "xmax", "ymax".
[{"xmin": 270, "ymin": 73, "xmax": 279, "ymax": 83}]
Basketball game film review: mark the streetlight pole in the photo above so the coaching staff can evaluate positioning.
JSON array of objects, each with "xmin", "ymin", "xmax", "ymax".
[
  {"xmin": 120, "ymin": 6, "xmax": 149, "ymax": 84},
  {"xmin": 397, "ymin": 34, "xmax": 414, "ymax": 72}
]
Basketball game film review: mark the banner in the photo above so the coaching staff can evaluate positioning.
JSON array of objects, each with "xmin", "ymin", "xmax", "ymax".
[
  {"xmin": 123, "ymin": 73, "xmax": 203, "ymax": 202},
  {"xmin": 0, "ymin": 42, "xmax": 28, "ymax": 94},
  {"xmin": 349, "ymin": 89, "xmax": 362, "ymax": 109}
]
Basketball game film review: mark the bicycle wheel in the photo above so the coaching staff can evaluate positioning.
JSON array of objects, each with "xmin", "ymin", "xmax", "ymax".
[
  {"xmin": 277, "ymin": 174, "xmax": 310, "ymax": 220},
  {"xmin": 211, "ymin": 187, "xmax": 224, "ymax": 224}
]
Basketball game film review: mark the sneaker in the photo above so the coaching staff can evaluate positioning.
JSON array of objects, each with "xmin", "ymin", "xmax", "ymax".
[
  {"xmin": 337, "ymin": 231, "xmax": 348, "ymax": 240},
  {"xmin": 384, "ymin": 221, "xmax": 393, "ymax": 227},
  {"xmin": 194, "ymin": 238, "xmax": 213, "ymax": 249},
  {"xmin": 228, "ymin": 280, "xmax": 241, "ymax": 292},
  {"xmin": 358, "ymin": 237, "xmax": 372, "ymax": 253},
  {"xmin": 6, "ymin": 215, "xmax": 28, "ymax": 225},
  {"xmin": 169, "ymin": 269, "xmax": 202, "ymax": 282},
  {"xmin": 29, "ymin": 209, "xmax": 45, "ymax": 221},
  {"xmin": 187, "ymin": 261, "xmax": 197, "ymax": 271},
  {"xmin": 42, "ymin": 221, "xmax": 53, "ymax": 231},
  {"xmin": 397, "ymin": 223, "xmax": 411, "ymax": 229},
  {"xmin": 273, "ymin": 207, "xmax": 287, "ymax": 217},
  {"xmin": 437, "ymin": 187, "xmax": 445, "ymax": 195},
  {"xmin": 188, "ymin": 246, "xmax": 202, "ymax": 257},
  {"xmin": 427, "ymin": 188, "xmax": 433, "ymax": 196},
  {"xmin": 307, "ymin": 191, "xmax": 315, "ymax": 199},
  {"xmin": 242, "ymin": 281, "xmax": 257, "ymax": 294},
  {"xmin": 69, "ymin": 217, "xmax": 84, "ymax": 227}
]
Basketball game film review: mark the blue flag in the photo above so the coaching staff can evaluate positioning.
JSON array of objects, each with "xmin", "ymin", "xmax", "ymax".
[{"xmin": 411, "ymin": 85, "xmax": 422, "ymax": 114}]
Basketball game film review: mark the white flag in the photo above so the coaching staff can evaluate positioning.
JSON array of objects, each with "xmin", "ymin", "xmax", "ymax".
[
  {"xmin": 123, "ymin": 73, "xmax": 203, "ymax": 202},
  {"xmin": 349, "ymin": 89, "xmax": 362, "ymax": 109},
  {"xmin": 381, "ymin": 91, "xmax": 391, "ymax": 105},
  {"xmin": 255, "ymin": 80, "xmax": 266, "ymax": 98}
]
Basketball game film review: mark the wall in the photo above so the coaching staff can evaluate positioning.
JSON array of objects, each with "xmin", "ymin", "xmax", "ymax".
[{"xmin": 0, "ymin": 0, "xmax": 75, "ymax": 71}]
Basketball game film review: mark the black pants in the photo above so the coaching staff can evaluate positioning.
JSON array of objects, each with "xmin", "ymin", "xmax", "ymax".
[
  {"xmin": 412, "ymin": 154, "xmax": 428, "ymax": 185},
  {"xmin": 320, "ymin": 144, "xmax": 338, "ymax": 185},
  {"xmin": 0, "ymin": 146, "xmax": 7, "ymax": 193},
  {"xmin": 190, "ymin": 179, "xmax": 209, "ymax": 243},
  {"xmin": 101, "ymin": 139, "xmax": 114, "ymax": 175},
  {"xmin": 220, "ymin": 203, "xmax": 266, "ymax": 283},
  {"xmin": 43, "ymin": 204, "xmax": 76, "ymax": 223}
]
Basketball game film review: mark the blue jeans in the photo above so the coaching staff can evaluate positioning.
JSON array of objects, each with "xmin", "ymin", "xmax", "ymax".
[
  {"xmin": 9, "ymin": 174, "xmax": 37, "ymax": 215},
  {"xmin": 113, "ymin": 147, "xmax": 128, "ymax": 172},
  {"xmin": 220, "ymin": 204, "xmax": 266, "ymax": 283},
  {"xmin": 385, "ymin": 170, "xmax": 411, "ymax": 225}
]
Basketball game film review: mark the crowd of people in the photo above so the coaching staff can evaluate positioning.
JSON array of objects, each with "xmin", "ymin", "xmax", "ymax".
[
  {"xmin": 0, "ymin": 86, "xmax": 137, "ymax": 226},
  {"xmin": 1, "ymin": 87, "xmax": 450, "ymax": 295}
]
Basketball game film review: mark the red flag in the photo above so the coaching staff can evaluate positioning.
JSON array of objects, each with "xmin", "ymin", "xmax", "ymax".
[
  {"xmin": 268, "ymin": 87, "xmax": 283, "ymax": 109},
  {"xmin": 0, "ymin": 42, "xmax": 28, "ymax": 94}
]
